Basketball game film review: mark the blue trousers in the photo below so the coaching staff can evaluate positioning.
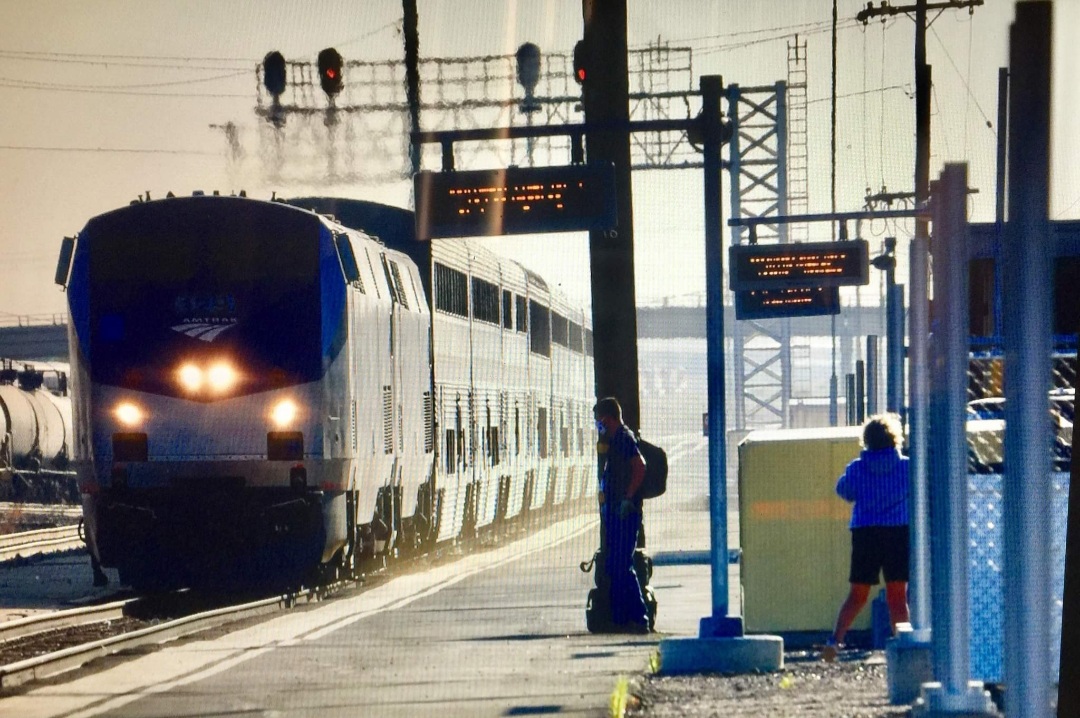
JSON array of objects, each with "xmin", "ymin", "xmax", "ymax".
[{"xmin": 602, "ymin": 503, "xmax": 649, "ymax": 626}]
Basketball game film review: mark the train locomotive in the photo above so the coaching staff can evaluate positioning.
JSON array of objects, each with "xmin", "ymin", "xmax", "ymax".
[{"xmin": 56, "ymin": 194, "xmax": 595, "ymax": 588}]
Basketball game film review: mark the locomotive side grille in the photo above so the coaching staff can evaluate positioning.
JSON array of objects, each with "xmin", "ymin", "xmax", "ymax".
[
  {"xmin": 423, "ymin": 391, "xmax": 433, "ymax": 453},
  {"xmin": 382, "ymin": 385, "xmax": 393, "ymax": 454},
  {"xmin": 389, "ymin": 260, "xmax": 410, "ymax": 309}
]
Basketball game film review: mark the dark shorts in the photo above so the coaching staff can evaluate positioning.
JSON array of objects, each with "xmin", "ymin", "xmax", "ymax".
[{"xmin": 849, "ymin": 525, "xmax": 909, "ymax": 585}]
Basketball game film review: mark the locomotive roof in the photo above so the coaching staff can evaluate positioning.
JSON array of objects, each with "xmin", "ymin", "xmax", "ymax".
[{"xmin": 81, "ymin": 194, "xmax": 327, "ymax": 237}]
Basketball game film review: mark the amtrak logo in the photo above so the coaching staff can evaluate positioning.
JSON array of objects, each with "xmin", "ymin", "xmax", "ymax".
[{"xmin": 171, "ymin": 320, "xmax": 237, "ymax": 342}]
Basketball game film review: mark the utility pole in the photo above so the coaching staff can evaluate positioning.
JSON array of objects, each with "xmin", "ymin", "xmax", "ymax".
[
  {"xmin": 857, "ymin": 0, "xmax": 982, "ymax": 654},
  {"xmin": 403, "ymin": 0, "xmax": 422, "ymax": 177},
  {"xmin": 581, "ymin": 0, "xmax": 640, "ymax": 432},
  {"xmin": 856, "ymin": 0, "xmax": 983, "ymax": 228}
]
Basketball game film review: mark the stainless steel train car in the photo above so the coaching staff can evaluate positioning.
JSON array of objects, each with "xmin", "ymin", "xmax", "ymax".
[{"xmin": 56, "ymin": 194, "xmax": 594, "ymax": 588}]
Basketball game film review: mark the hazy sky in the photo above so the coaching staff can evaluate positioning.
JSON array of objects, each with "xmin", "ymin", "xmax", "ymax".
[{"xmin": 0, "ymin": 0, "xmax": 1075, "ymax": 317}]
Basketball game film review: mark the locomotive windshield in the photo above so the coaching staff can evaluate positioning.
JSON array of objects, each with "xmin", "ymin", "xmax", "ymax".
[{"xmin": 76, "ymin": 200, "xmax": 325, "ymax": 398}]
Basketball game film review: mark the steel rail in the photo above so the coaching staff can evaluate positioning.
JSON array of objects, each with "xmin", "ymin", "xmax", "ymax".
[
  {"xmin": 0, "ymin": 590, "xmax": 321, "ymax": 691},
  {"xmin": 0, "ymin": 525, "xmax": 83, "ymax": 562},
  {"xmin": 0, "ymin": 598, "xmax": 135, "ymax": 644}
]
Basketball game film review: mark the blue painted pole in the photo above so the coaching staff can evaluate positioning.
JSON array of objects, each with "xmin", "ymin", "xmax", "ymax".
[
  {"xmin": 929, "ymin": 166, "xmax": 971, "ymax": 694},
  {"xmin": 920, "ymin": 166, "xmax": 994, "ymax": 715},
  {"xmin": 700, "ymin": 74, "xmax": 742, "ymax": 638},
  {"xmin": 1003, "ymin": 4, "xmax": 1053, "ymax": 716},
  {"xmin": 907, "ymin": 232, "xmax": 931, "ymax": 638}
]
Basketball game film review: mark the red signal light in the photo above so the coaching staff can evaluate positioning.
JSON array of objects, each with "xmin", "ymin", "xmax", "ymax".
[
  {"xmin": 573, "ymin": 40, "xmax": 586, "ymax": 86},
  {"xmin": 317, "ymin": 47, "xmax": 344, "ymax": 97}
]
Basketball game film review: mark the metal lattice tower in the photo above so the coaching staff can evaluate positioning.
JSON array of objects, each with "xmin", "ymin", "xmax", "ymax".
[
  {"xmin": 727, "ymin": 83, "xmax": 792, "ymax": 430},
  {"xmin": 786, "ymin": 36, "xmax": 809, "ymax": 243},
  {"xmin": 253, "ymin": 42, "xmax": 700, "ymax": 183}
]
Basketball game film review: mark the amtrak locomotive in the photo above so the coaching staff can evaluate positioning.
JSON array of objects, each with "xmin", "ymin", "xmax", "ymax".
[{"xmin": 56, "ymin": 194, "xmax": 595, "ymax": 588}]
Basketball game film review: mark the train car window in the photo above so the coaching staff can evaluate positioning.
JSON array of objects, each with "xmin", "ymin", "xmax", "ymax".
[
  {"xmin": 537, "ymin": 407, "xmax": 548, "ymax": 459},
  {"xmin": 551, "ymin": 313, "xmax": 569, "ymax": 348},
  {"xmin": 568, "ymin": 321, "xmax": 583, "ymax": 353},
  {"xmin": 502, "ymin": 290, "xmax": 513, "ymax": 329},
  {"xmin": 333, "ymin": 232, "xmax": 364, "ymax": 292},
  {"xmin": 490, "ymin": 427, "xmax": 500, "ymax": 465},
  {"xmin": 515, "ymin": 295, "xmax": 527, "ymax": 333},
  {"xmin": 455, "ymin": 405, "xmax": 466, "ymax": 469},
  {"xmin": 434, "ymin": 262, "xmax": 467, "ymax": 317},
  {"xmin": 471, "ymin": 277, "xmax": 500, "ymax": 325},
  {"xmin": 514, "ymin": 406, "xmax": 520, "ymax": 456},
  {"xmin": 529, "ymin": 301, "xmax": 551, "ymax": 357}
]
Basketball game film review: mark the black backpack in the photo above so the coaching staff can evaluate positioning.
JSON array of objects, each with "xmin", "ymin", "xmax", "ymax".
[{"xmin": 637, "ymin": 439, "xmax": 668, "ymax": 499}]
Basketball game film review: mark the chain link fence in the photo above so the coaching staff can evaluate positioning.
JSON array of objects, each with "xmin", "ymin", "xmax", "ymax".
[{"xmin": 966, "ymin": 345, "xmax": 1076, "ymax": 681}]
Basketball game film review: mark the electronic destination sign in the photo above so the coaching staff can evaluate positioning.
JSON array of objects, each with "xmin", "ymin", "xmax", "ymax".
[
  {"xmin": 729, "ymin": 239, "xmax": 870, "ymax": 291},
  {"xmin": 414, "ymin": 164, "xmax": 617, "ymax": 240},
  {"xmin": 734, "ymin": 286, "xmax": 841, "ymax": 320}
]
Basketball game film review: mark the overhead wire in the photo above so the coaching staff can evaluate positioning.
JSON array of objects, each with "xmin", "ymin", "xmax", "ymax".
[
  {"xmin": 929, "ymin": 25, "xmax": 994, "ymax": 132},
  {"xmin": 862, "ymin": 27, "xmax": 869, "ymax": 191},
  {"xmin": 692, "ymin": 18, "xmax": 862, "ymax": 56},
  {"xmin": 0, "ymin": 144, "xmax": 219, "ymax": 155},
  {"xmin": 0, "ymin": 48, "xmax": 254, "ymax": 64},
  {"xmin": 0, "ymin": 81, "xmax": 249, "ymax": 98},
  {"xmin": 0, "ymin": 69, "xmax": 249, "ymax": 91},
  {"xmin": 0, "ymin": 51, "xmax": 245, "ymax": 72},
  {"xmin": 879, "ymin": 19, "xmax": 887, "ymax": 191},
  {"xmin": 964, "ymin": 14, "xmax": 974, "ymax": 159},
  {"xmin": 675, "ymin": 17, "xmax": 843, "ymax": 43}
]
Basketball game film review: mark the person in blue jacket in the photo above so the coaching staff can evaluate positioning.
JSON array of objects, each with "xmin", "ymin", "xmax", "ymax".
[
  {"xmin": 594, "ymin": 396, "xmax": 650, "ymax": 633},
  {"xmin": 822, "ymin": 413, "xmax": 910, "ymax": 661}
]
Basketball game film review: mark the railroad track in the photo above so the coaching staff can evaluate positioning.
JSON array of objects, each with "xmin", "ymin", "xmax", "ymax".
[
  {"xmin": 0, "ymin": 525, "xmax": 84, "ymax": 562},
  {"xmin": 0, "ymin": 502, "xmax": 82, "ymax": 519},
  {"xmin": 0, "ymin": 583, "xmax": 347, "ymax": 692}
]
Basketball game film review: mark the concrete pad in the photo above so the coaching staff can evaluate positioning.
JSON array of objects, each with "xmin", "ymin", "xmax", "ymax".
[
  {"xmin": 886, "ymin": 633, "xmax": 933, "ymax": 705},
  {"xmin": 657, "ymin": 634, "xmax": 784, "ymax": 675},
  {"xmin": 911, "ymin": 681, "xmax": 999, "ymax": 717}
]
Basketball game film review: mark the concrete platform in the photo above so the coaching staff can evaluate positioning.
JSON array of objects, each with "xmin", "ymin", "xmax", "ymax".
[{"xmin": 658, "ymin": 634, "xmax": 784, "ymax": 674}]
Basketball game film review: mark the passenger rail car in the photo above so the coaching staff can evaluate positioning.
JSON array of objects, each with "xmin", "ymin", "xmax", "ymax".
[
  {"xmin": 288, "ymin": 198, "xmax": 596, "ymax": 542},
  {"xmin": 57, "ymin": 194, "xmax": 594, "ymax": 588}
]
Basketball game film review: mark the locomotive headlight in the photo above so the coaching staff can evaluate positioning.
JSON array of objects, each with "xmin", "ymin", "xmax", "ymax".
[
  {"xmin": 207, "ymin": 362, "xmax": 238, "ymax": 393},
  {"xmin": 178, "ymin": 363, "xmax": 204, "ymax": 392},
  {"xmin": 114, "ymin": 402, "xmax": 144, "ymax": 427},
  {"xmin": 271, "ymin": 399, "xmax": 298, "ymax": 428}
]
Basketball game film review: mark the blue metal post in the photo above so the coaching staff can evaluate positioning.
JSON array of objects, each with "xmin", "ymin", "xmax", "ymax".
[
  {"xmin": 908, "ymin": 233, "xmax": 931, "ymax": 638},
  {"xmin": 700, "ymin": 74, "xmax": 742, "ymax": 638},
  {"xmin": 920, "ymin": 165, "xmax": 994, "ymax": 715},
  {"xmin": 1003, "ymin": 4, "xmax": 1054, "ymax": 717}
]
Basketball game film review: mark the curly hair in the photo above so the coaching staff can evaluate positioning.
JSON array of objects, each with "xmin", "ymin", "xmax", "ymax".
[{"xmin": 862, "ymin": 413, "xmax": 904, "ymax": 451}]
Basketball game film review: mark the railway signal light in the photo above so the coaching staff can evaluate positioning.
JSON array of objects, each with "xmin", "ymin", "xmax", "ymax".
[
  {"xmin": 515, "ymin": 42, "xmax": 541, "ymax": 114},
  {"xmin": 317, "ymin": 47, "xmax": 344, "ymax": 97},
  {"xmin": 262, "ymin": 51, "xmax": 287, "ymax": 97},
  {"xmin": 572, "ymin": 40, "xmax": 587, "ymax": 85}
]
